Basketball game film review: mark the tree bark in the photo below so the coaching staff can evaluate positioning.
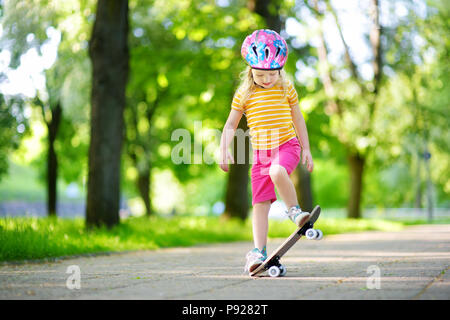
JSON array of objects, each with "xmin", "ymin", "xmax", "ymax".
[
  {"xmin": 292, "ymin": 164, "xmax": 313, "ymax": 213},
  {"xmin": 35, "ymin": 96, "xmax": 62, "ymax": 217},
  {"xmin": 86, "ymin": 0, "xmax": 129, "ymax": 228},
  {"xmin": 248, "ymin": 0, "xmax": 282, "ymax": 32},
  {"xmin": 125, "ymin": 94, "xmax": 159, "ymax": 217},
  {"xmin": 347, "ymin": 152, "xmax": 364, "ymax": 218},
  {"xmin": 369, "ymin": 0, "xmax": 382, "ymax": 95},
  {"xmin": 224, "ymin": 116, "xmax": 250, "ymax": 220},
  {"xmin": 137, "ymin": 167, "xmax": 152, "ymax": 216},
  {"xmin": 415, "ymin": 150, "xmax": 423, "ymax": 208},
  {"xmin": 46, "ymin": 101, "xmax": 62, "ymax": 217}
]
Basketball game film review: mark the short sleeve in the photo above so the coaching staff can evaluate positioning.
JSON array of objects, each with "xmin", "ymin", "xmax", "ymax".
[
  {"xmin": 231, "ymin": 90, "xmax": 245, "ymax": 112},
  {"xmin": 287, "ymin": 81, "xmax": 299, "ymax": 106}
]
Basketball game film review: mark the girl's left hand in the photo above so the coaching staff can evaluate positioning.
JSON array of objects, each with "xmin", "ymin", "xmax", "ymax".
[{"xmin": 301, "ymin": 149, "xmax": 314, "ymax": 172}]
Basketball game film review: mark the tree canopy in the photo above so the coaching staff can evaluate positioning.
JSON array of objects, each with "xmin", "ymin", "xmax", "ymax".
[{"xmin": 0, "ymin": 0, "xmax": 448, "ymax": 221}]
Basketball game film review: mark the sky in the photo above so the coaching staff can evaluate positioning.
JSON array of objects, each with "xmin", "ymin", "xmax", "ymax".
[{"xmin": 0, "ymin": 26, "xmax": 61, "ymax": 97}]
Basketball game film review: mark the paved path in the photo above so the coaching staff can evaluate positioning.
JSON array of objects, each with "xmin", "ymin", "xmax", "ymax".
[{"xmin": 0, "ymin": 225, "xmax": 449, "ymax": 300}]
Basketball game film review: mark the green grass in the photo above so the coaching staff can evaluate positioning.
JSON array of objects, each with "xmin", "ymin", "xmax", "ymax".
[
  {"xmin": 0, "ymin": 216, "xmax": 252, "ymax": 262},
  {"xmin": 0, "ymin": 215, "xmax": 409, "ymax": 263},
  {"xmin": 398, "ymin": 218, "xmax": 450, "ymax": 225},
  {"xmin": 268, "ymin": 217, "xmax": 405, "ymax": 238}
]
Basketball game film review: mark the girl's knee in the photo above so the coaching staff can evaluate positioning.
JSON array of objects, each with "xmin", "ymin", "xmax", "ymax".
[
  {"xmin": 253, "ymin": 200, "xmax": 271, "ymax": 208},
  {"xmin": 269, "ymin": 164, "xmax": 287, "ymax": 182}
]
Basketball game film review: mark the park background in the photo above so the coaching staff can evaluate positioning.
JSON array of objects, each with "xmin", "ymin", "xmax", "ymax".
[{"xmin": 0, "ymin": 0, "xmax": 448, "ymax": 261}]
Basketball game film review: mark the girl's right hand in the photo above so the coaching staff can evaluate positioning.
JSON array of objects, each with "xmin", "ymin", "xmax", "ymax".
[{"xmin": 219, "ymin": 150, "xmax": 234, "ymax": 172}]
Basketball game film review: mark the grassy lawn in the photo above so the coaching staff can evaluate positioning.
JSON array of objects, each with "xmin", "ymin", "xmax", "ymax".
[{"xmin": 0, "ymin": 215, "xmax": 414, "ymax": 263}]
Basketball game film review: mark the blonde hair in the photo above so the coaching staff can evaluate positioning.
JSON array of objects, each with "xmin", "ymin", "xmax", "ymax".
[{"xmin": 236, "ymin": 66, "xmax": 289, "ymax": 108}]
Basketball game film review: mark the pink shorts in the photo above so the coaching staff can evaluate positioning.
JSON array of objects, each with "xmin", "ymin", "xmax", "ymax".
[{"xmin": 251, "ymin": 137, "xmax": 302, "ymax": 206}]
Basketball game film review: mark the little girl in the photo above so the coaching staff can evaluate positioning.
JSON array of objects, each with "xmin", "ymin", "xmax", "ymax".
[{"xmin": 219, "ymin": 29, "xmax": 314, "ymax": 273}]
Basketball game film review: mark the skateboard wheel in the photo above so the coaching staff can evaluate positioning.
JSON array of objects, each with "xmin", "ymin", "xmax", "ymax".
[
  {"xmin": 316, "ymin": 229, "xmax": 323, "ymax": 240},
  {"xmin": 268, "ymin": 266, "xmax": 281, "ymax": 277},
  {"xmin": 279, "ymin": 265, "xmax": 287, "ymax": 276},
  {"xmin": 306, "ymin": 228, "xmax": 318, "ymax": 240}
]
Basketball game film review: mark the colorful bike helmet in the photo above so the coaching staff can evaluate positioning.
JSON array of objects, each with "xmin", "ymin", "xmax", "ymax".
[{"xmin": 241, "ymin": 29, "xmax": 288, "ymax": 70}]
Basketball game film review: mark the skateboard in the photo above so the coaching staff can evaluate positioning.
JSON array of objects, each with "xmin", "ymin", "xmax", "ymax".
[{"xmin": 250, "ymin": 205, "xmax": 322, "ymax": 277}]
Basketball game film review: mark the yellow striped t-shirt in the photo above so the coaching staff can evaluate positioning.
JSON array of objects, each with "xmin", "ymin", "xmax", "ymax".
[{"xmin": 231, "ymin": 80, "xmax": 299, "ymax": 150}]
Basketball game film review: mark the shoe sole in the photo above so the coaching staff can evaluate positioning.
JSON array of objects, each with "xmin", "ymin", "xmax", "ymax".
[
  {"xmin": 296, "ymin": 214, "xmax": 311, "ymax": 228},
  {"xmin": 248, "ymin": 260, "xmax": 266, "ymax": 273},
  {"xmin": 248, "ymin": 263, "xmax": 261, "ymax": 273}
]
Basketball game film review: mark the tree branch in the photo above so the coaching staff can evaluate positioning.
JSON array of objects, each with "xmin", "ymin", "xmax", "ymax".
[
  {"xmin": 33, "ymin": 95, "xmax": 50, "ymax": 127},
  {"xmin": 310, "ymin": 0, "xmax": 341, "ymax": 115},
  {"xmin": 369, "ymin": 0, "xmax": 382, "ymax": 95},
  {"xmin": 326, "ymin": 1, "xmax": 361, "ymax": 84}
]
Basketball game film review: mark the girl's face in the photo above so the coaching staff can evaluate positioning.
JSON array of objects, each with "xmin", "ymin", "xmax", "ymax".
[{"xmin": 251, "ymin": 69, "xmax": 280, "ymax": 89}]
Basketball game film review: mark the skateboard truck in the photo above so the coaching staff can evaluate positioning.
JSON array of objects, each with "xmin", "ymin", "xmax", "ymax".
[
  {"xmin": 266, "ymin": 256, "xmax": 286, "ymax": 277},
  {"xmin": 303, "ymin": 220, "xmax": 323, "ymax": 240}
]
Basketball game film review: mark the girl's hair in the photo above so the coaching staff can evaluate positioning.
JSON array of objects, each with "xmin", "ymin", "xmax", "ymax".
[{"xmin": 236, "ymin": 66, "xmax": 288, "ymax": 108}]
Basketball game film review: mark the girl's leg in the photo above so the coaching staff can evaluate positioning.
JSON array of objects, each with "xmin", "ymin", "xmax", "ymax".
[
  {"xmin": 269, "ymin": 164, "xmax": 298, "ymax": 209},
  {"xmin": 252, "ymin": 200, "xmax": 271, "ymax": 251}
]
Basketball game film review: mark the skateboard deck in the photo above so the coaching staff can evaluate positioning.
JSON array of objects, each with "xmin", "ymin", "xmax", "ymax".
[{"xmin": 250, "ymin": 205, "xmax": 321, "ymax": 277}]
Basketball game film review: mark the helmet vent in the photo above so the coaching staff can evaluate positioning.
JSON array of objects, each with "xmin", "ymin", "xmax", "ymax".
[
  {"xmin": 265, "ymin": 47, "xmax": 269, "ymax": 59},
  {"xmin": 252, "ymin": 45, "xmax": 258, "ymax": 58},
  {"xmin": 275, "ymin": 46, "xmax": 281, "ymax": 58}
]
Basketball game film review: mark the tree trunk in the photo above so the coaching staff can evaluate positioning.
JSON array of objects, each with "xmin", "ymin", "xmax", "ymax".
[
  {"xmin": 86, "ymin": 0, "xmax": 129, "ymax": 228},
  {"xmin": 423, "ymin": 141, "xmax": 433, "ymax": 223},
  {"xmin": 415, "ymin": 150, "xmax": 423, "ymax": 208},
  {"xmin": 292, "ymin": 164, "xmax": 313, "ymax": 213},
  {"xmin": 46, "ymin": 102, "xmax": 62, "ymax": 217},
  {"xmin": 347, "ymin": 152, "xmax": 365, "ymax": 219},
  {"xmin": 125, "ymin": 98, "xmax": 158, "ymax": 217},
  {"xmin": 137, "ymin": 168, "xmax": 152, "ymax": 216},
  {"xmin": 369, "ymin": 0, "xmax": 382, "ymax": 94},
  {"xmin": 248, "ymin": 0, "xmax": 282, "ymax": 32},
  {"xmin": 224, "ymin": 116, "xmax": 250, "ymax": 220}
]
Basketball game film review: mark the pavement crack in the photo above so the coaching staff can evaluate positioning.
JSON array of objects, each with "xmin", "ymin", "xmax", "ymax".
[{"xmin": 412, "ymin": 265, "xmax": 450, "ymax": 300}]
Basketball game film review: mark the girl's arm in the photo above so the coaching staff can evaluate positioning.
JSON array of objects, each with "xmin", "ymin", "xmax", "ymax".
[
  {"xmin": 290, "ymin": 103, "xmax": 314, "ymax": 172},
  {"xmin": 219, "ymin": 109, "xmax": 244, "ymax": 172}
]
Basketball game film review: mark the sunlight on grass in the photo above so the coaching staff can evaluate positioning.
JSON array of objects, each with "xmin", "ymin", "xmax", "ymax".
[
  {"xmin": 267, "ymin": 217, "xmax": 404, "ymax": 238},
  {"xmin": 0, "ymin": 215, "xmax": 407, "ymax": 262}
]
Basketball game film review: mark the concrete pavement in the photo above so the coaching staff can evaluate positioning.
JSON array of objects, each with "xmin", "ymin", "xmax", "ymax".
[{"xmin": 0, "ymin": 224, "xmax": 449, "ymax": 300}]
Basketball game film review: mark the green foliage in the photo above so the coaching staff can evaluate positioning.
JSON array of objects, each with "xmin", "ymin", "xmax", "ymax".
[
  {"xmin": 312, "ymin": 158, "xmax": 348, "ymax": 208},
  {"xmin": 122, "ymin": 0, "xmax": 263, "ymax": 199},
  {"xmin": 1, "ymin": 0, "xmax": 449, "ymax": 216},
  {"xmin": 290, "ymin": 0, "xmax": 450, "ymax": 208},
  {"xmin": 369, "ymin": 0, "xmax": 450, "ymax": 205},
  {"xmin": 1, "ymin": 0, "xmax": 92, "ymax": 188},
  {"xmin": 0, "ymin": 161, "xmax": 45, "ymax": 201},
  {"xmin": 0, "ymin": 94, "xmax": 28, "ymax": 180}
]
